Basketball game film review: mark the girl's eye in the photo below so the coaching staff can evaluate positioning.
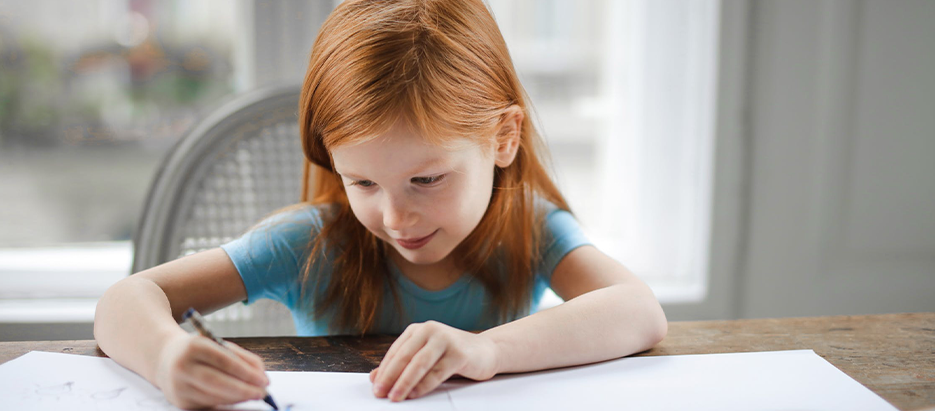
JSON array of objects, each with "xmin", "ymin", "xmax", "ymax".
[
  {"xmin": 412, "ymin": 174, "xmax": 446, "ymax": 186},
  {"xmin": 350, "ymin": 180, "xmax": 375, "ymax": 188}
]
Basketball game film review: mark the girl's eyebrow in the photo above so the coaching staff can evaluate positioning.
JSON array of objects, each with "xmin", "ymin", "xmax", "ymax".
[
  {"xmin": 336, "ymin": 157, "xmax": 450, "ymax": 180},
  {"xmin": 403, "ymin": 157, "xmax": 449, "ymax": 176}
]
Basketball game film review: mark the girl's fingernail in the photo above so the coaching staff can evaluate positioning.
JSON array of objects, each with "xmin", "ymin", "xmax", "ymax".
[
  {"xmin": 373, "ymin": 383, "xmax": 385, "ymax": 395},
  {"xmin": 389, "ymin": 389, "xmax": 401, "ymax": 401}
]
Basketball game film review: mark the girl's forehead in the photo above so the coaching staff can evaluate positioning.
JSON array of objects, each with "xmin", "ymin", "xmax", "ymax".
[
  {"xmin": 332, "ymin": 134, "xmax": 481, "ymax": 161},
  {"xmin": 382, "ymin": 116, "xmax": 485, "ymax": 148},
  {"xmin": 333, "ymin": 125, "xmax": 486, "ymax": 156},
  {"xmin": 325, "ymin": 112, "xmax": 494, "ymax": 154},
  {"xmin": 331, "ymin": 131, "xmax": 492, "ymax": 177}
]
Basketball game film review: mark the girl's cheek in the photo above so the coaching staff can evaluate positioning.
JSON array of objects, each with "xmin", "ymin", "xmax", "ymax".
[{"xmin": 347, "ymin": 196, "xmax": 382, "ymax": 232}]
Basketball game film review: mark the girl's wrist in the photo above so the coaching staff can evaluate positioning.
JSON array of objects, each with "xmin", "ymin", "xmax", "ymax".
[
  {"xmin": 479, "ymin": 330, "xmax": 508, "ymax": 376},
  {"xmin": 148, "ymin": 327, "xmax": 190, "ymax": 386}
]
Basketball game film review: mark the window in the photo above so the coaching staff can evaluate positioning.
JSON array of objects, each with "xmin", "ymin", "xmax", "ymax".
[
  {"xmin": 489, "ymin": 0, "xmax": 719, "ymax": 305},
  {"xmin": 0, "ymin": 0, "xmax": 719, "ymax": 329},
  {"xmin": 0, "ymin": 0, "xmax": 246, "ymax": 325}
]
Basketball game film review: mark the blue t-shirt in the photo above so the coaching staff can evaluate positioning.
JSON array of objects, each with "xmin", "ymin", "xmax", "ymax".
[{"xmin": 219, "ymin": 202, "xmax": 590, "ymax": 336}]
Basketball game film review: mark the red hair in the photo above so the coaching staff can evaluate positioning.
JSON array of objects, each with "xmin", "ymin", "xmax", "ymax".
[{"xmin": 295, "ymin": 0, "xmax": 570, "ymax": 334}]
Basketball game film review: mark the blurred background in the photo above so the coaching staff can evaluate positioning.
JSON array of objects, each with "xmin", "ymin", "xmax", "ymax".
[{"xmin": 0, "ymin": 0, "xmax": 933, "ymax": 340}]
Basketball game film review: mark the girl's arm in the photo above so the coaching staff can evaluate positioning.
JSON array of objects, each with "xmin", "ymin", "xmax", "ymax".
[
  {"xmin": 94, "ymin": 248, "xmax": 270, "ymax": 409},
  {"xmin": 482, "ymin": 244, "xmax": 667, "ymax": 373},
  {"xmin": 370, "ymin": 245, "xmax": 667, "ymax": 401}
]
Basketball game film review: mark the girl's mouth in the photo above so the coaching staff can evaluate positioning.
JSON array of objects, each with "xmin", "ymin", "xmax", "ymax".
[{"xmin": 396, "ymin": 230, "xmax": 438, "ymax": 250}]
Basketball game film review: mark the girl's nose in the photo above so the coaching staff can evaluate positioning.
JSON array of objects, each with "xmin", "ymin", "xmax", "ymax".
[{"xmin": 382, "ymin": 194, "xmax": 417, "ymax": 231}]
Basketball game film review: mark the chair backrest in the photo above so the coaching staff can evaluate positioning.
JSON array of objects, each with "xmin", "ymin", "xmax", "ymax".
[{"xmin": 133, "ymin": 85, "xmax": 306, "ymax": 336}]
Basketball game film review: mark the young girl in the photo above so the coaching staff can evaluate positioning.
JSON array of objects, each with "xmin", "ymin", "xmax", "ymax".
[{"xmin": 94, "ymin": 0, "xmax": 667, "ymax": 408}]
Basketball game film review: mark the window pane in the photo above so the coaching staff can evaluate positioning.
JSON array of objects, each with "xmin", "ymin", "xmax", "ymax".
[
  {"xmin": 0, "ymin": 0, "xmax": 241, "ymax": 247},
  {"xmin": 491, "ymin": 0, "xmax": 717, "ymax": 299},
  {"xmin": 489, "ymin": 0, "xmax": 605, "ymax": 231}
]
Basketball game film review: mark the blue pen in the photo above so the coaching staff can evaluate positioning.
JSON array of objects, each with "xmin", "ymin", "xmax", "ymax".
[{"xmin": 182, "ymin": 308, "xmax": 279, "ymax": 410}]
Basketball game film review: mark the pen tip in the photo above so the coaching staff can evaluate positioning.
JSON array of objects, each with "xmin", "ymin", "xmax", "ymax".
[{"xmin": 264, "ymin": 394, "xmax": 279, "ymax": 410}]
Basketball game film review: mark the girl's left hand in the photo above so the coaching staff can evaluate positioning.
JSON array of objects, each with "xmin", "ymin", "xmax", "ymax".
[{"xmin": 370, "ymin": 321, "xmax": 500, "ymax": 401}]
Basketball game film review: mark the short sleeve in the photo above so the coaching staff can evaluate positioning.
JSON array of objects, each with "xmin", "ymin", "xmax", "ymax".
[
  {"xmin": 219, "ymin": 205, "xmax": 328, "ymax": 309},
  {"xmin": 536, "ymin": 204, "xmax": 592, "ymax": 284}
]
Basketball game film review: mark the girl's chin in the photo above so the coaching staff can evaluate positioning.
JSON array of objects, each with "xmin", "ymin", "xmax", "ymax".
[
  {"xmin": 396, "ymin": 249, "xmax": 448, "ymax": 265},
  {"xmin": 389, "ymin": 243, "xmax": 454, "ymax": 266}
]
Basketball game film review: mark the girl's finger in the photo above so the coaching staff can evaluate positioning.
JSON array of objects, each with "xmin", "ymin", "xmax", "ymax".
[
  {"xmin": 370, "ymin": 368, "xmax": 378, "ymax": 383},
  {"xmin": 191, "ymin": 338, "xmax": 269, "ymax": 387},
  {"xmin": 387, "ymin": 338, "xmax": 446, "ymax": 402},
  {"xmin": 408, "ymin": 356, "xmax": 460, "ymax": 399},
  {"xmin": 184, "ymin": 381, "xmax": 236, "ymax": 408},
  {"xmin": 225, "ymin": 342, "xmax": 268, "ymax": 373},
  {"xmin": 374, "ymin": 329, "xmax": 429, "ymax": 397},
  {"xmin": 184, "ymin": 363, "xmax": 267, "ymax": 405},
  {"xmin": 378, "ymin": 325, "xmax": 415, "ymax": 372}
]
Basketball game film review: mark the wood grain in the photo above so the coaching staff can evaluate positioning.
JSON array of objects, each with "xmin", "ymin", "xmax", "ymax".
[{"xmin": 1, "ymin": 313, "xmax": 932, "ymax": 410}]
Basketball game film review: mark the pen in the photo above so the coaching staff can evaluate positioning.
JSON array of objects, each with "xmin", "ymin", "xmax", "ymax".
[{"xmin": 182, "ymin": 308, "xmax": 279, "ymax": 410}]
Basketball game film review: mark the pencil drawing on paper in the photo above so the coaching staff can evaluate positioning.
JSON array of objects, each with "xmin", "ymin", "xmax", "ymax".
[
  {"xmin": 18, "ymin": 380, "xmax": 176, "ymax": 410},
  {"xmin": 33, "ymin": 381, "xmax": 75, "ymax": 399}
]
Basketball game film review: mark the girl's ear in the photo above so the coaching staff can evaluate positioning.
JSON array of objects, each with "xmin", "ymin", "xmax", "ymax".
[{"xmin": 494, "ymin": 105, "xmax": 524, "ymax": 168}]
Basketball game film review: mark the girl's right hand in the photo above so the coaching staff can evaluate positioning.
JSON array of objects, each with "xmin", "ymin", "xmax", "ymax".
[{"xmin": 154, "ymin": 333, "xmax": 270, "ymax": 409}]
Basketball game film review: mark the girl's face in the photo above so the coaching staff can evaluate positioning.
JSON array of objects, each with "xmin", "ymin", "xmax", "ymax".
[{"xmin": 331, "ymin": 120, "xmax": 496, "ymax": 267}]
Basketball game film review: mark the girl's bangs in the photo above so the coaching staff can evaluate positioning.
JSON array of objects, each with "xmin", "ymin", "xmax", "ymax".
[{"xmin": 320, "ymin": 81, "xmax": 497, "ymax": 152}]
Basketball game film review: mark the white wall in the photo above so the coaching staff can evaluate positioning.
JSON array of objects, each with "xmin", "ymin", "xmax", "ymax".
[
  {"xmin": 671, "ymin": 0, "xmax": 935, "ymax": 321},
  {"xmin": 734, "ymin": 0, "xmax": 935, "ymax": 318}
]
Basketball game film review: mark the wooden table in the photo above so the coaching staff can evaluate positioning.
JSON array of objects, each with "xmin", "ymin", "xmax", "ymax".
[{"xmin": 1, "ymin": 313, "xmax": 932, "ymax": 410}]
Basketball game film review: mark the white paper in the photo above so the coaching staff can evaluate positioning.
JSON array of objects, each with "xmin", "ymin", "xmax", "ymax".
[
  {"xmin": 0, "ymin": 350, "xmax": 897, "ymax": 410},
  {"xmin": 442, "ymin": 349, "xmax": 898, "ymax": 411},
  {"xmin": 0, "ymin": 351, "xmax": 451, "ymax": 411}
]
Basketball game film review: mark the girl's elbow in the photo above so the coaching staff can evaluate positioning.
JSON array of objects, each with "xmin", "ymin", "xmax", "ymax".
[
  {"xmin": 644, "ymin": 300, "xmax": 668, "ymax": 348},
  {"xmin": 651, "ymin": 312, "xmax": 668, "ymax": 346}
]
